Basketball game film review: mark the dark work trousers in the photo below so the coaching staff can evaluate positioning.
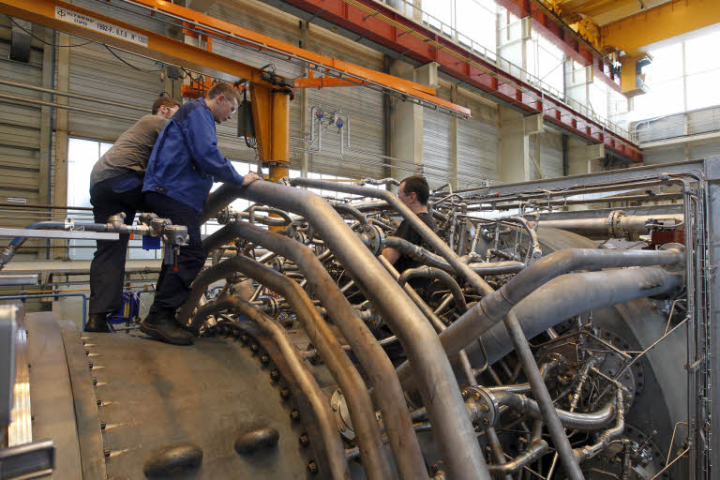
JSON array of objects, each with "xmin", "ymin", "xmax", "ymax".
[
  {"xmin": 143, "ymin": 191, "xmax": 206, "ymax": 313},
  {"xmin": 89, "ymin": 173, "xmax": 144, "ymax": 315}
]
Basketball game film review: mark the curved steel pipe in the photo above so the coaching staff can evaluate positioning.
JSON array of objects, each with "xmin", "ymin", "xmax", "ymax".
[
  {"xmin": 202, "ymin": 182, "xmax": 490, "ymax": 480},
  {"xmin": 192, "ymin": 299, "xmax": 350, "ymax": 479},
  {"xmin": 466, "ymin": 267, "xmax": 682, "ymax": 366},
  {"xmin": 422, "ymin": 248, "xmax": 684, "ymax": 364},
  {"xmin": 574, "ymin": 390, "xmax": 626, "ymax": 463},
  {"xmin": 487, "ymin": 440, "xmax": 549, "ymax": 476},
  {"xmin": 383, "ymin": 237, "xmax": 525, "ymax": 275},
  {"xmin": 397, "ymin": 267, "xmax": 468, "ymax": 312},
  {"xmin": 191, "ymin": 222, "xmax": 427, "ymax": 480},
  {"xmin": 192, "ymin": 255, "xmax": 392, "ymax": 480},
  {"xmin": 332, "ymin": 203, "xmax": 369, "ymax": 226},
  {"xmin": 493, "ymin": 391, "xmax": 616, "ymax": 431},
  {"xmin": 289, "ymin": 179, "xmax": 583, "ymax": 479},
  {"xmin": 486, "ymin": 357, "xmax": 565, "ymax": 394}
]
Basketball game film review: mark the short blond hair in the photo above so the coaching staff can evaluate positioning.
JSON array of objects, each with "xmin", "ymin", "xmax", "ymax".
[{"xmin": 207, "ymin": 82, "xmax": 240, "ymax": 102}]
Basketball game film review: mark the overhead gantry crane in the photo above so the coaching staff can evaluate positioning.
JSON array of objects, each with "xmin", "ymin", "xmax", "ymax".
[{"xmin": 0, "ymin": 0, "xmax": 471, "ymax": 183}]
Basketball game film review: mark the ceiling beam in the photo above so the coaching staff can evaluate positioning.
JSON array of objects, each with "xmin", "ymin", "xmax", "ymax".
[{"xmin": 601, "ymin": 0, "xmax": 720, "ymax": 53}]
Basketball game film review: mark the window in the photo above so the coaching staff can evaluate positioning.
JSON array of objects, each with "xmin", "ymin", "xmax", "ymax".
[
  {"xmin": 67, "ymin": 138, "xmax": 116, "ymax": 260},
  {"xmin": 456, "ymin": 0, "xmax": 497, "ymax": 57},
  {"xmin": 629, "ymin": 28, "xmax": 720, "ymax": 122}
]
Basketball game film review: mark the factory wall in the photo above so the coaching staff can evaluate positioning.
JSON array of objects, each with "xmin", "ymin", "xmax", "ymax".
[{"xmin": 635, "ymin": 105, "xmax": 720, "ymax": 165}]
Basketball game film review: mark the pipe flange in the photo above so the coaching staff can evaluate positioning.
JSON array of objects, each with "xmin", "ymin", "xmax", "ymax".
[
  {"xmin": 330, "ymin": 389, "xmax": 355, "ymax": 441},
  {"xmin": 216, "ymin": 208, "xmax": 230, "ymax": 225},
  {"xmin": 358, "ymin": 225, "xmax": 384, "ymax": 256},
  {"xmin": 258, "ymin": 296, "xmax": 280, "ymax": 318},
  {"xmin": 463, "ymin": 386, "xmax": 499, "ymax": 430},
  {"xmin": 607, "ymin": 210, "xmax": 634, "ymax": 240}
]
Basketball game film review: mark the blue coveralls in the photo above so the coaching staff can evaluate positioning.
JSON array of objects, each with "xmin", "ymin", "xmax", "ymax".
[{"xmin": 143, "ymin": 98, "xmax": 245, "ymax": 313}]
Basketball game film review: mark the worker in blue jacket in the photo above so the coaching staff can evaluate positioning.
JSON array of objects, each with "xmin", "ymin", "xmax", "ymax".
[{"xmin": 141, "ymin": 82, "xmax": 260, "ymax": 345}]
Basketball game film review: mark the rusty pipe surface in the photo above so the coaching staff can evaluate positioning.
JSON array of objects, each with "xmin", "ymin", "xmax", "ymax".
[
  {"xmin": 192, "ymin": 299, "xmax": 350, "ymax": 479},
  {"xmin": 193, "ymin": 255, "xmax": 392, "ymax": 480},
  {"xmin": 202, "ymin": 182, "xmax": 490, "ymax": 480},
  {"xmin": 195, "ymin": 222, "xmax": 427, "ymax": 480}
]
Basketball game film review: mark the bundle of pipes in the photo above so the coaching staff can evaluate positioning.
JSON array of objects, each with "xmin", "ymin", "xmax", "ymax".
[{"xmin": 169, "ymin": 175, "xmax": 691, "ymax": 480}]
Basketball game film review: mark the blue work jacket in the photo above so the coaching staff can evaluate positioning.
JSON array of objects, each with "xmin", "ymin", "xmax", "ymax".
[{"xmin": 143, "ymin": 98, "xmax": 245, "ymax": 214}]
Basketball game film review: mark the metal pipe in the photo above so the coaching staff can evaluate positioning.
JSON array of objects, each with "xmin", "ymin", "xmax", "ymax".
[
  {"xmin": 574, "ymin": 390, "xmax": 626, "ymax": 462},
  {"xmin": 465, "ymin": 192, "xmax": 684, "ymax": 211},
  {"xmin": 192, "ymin": 298, "xmax": 350, "ymax": 479},
  {"xmin": 421, "ymin": 248, "xmax": 683, "ymax": 363},
  {"xmin": 0, "ymin": 92, "xmax": 138, "ymax": 122},
  {"xmin": 0, "ymin": 77, "xmax": 147, "ymax": 112},
  {"xmin": 537, "ymin": 213, "xmax": 683, "ymax": 239},
  {"xmin": 378, "ymin": 256, "xmax": 477, "ymax": 386},
  {"xmin": 383, "ymin": 237, "xmax": 525, "ymax": 275},
  {"xmin": 332, "ymin": 203, "xmax": 369, "ymax": 226},
  {"xmin": 504, "ymin": 311, "xmax": 584, "ymax": 479},
  {"xmin": 486, "ymin": 427, "xmax": 513, "ymax": 480},
  {"xmin": 191, "ymin": 256, "xmax": 392, "ymax": 479},
  {"xmin": 289, "ymin": 179, "xmax": 583, "ymax": 479},
  {"xmin": 487, "ymin": 440, "xmax": 549, "ymax": 475},
  {"xmin": 193, "ymin": 222, "xmax": 426, "ymax": 480},
  {"xmin": 397, "ymin": 267, "xmax": 467, "ymax": 312},
  {"xmin": 464, "ymin": 267, "xmax": 682, "ymax": 367},
  {"xmin": 486, "ymin": 356, "xmax": 565, "ymax": 394},
  {"xmin": 201, "ymin": 182, "xmax": 489, "ymax": 480},
  {"xmin": 493, "ymin": 391, "xmax": 616, "ymax": 431}
]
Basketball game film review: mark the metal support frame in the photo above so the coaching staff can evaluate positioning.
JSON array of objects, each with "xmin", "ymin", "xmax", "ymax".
[{"xmin": 269, "ymin": 0, "xmax": 641, "ymax": 162}]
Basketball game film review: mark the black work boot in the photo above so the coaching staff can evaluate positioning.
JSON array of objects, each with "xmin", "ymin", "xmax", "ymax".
[
  {"xmin": 85, "ymin": 313, "xmax": 110, "ymax": 333},
  {"xmin": 140, "ymin": 308, "xmax": 194, "ymax": 346}
]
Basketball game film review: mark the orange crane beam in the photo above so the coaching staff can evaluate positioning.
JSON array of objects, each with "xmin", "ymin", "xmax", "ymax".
[
  {"xmin": 601, "ymin": 0, "xmax": 720, "ymax": 53},
  {"xmin": 0, "ymin": 0, "xmax": 472, "ymax": 183}
]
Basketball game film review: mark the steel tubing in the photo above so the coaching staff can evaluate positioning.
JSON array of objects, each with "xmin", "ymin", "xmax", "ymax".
[
  {"xmin": 378, "ymin": 256, "xmax": 477, "ymax": 386},
  {"xmin": 398, "ymin": 267, "xmax": 468, "ymax": 312},
  {"xmin": 573, "ymin": 390, "xmax": 626, "ymax": 463},
  {"xmin": 192, "ymin": 298, "xmax": 350, "ymax": 479},
  {"xmin": 193, "ymin": 222, "xmax": 427, "ymax": 480},
  {"xmin": 493, "ymin": 391, "xmax": 616, "ymax": 431},
  {"xmin": 202, "ymin": 182, "xmax": 490, "ymax": 480},
  {"xmin": 487, "ymin": 440, "xmax": 549, "ymax": 476},
  {"xmin": 194, "ymin": 255, "xmax": 392, "ymax": 480},
  {"xmin": 289, "ymin": 179, "xmax": 584, "ymax": 479},
  {"xmin": 538, "ymin": 214, "xmax": 683, "ymax": 239},
  {"xmin": 458, "ymin": 267, "xmax": 682, "ymax": 367},
  {"xmin": 423, "ymin": 248, "xmax": 684, "ymax": 364},
  {"xmin": 383, "ymin": 237, "xmax": 525, "ymax": 275}
]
